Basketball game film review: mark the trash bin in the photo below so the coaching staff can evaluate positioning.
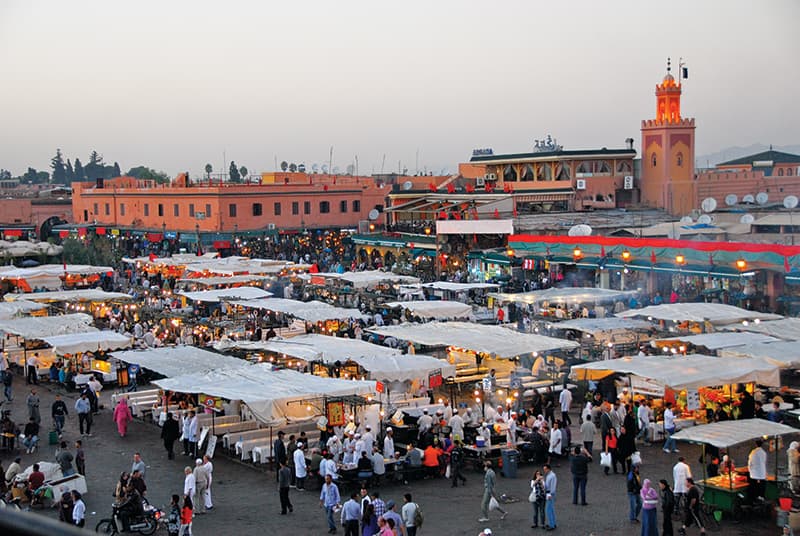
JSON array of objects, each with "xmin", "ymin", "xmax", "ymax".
[
  {"xmin": 501, "ymin": 449, "xmax": 519, "ymax": 478},
  {"xmin": 49, "ymin": 430, "xmax": 58, "ymax": 445}
]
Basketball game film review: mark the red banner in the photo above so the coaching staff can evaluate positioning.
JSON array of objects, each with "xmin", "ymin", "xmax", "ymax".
[
  {"xmin": 375, "ymin": 381, "xmax": 384, "ymax": 393},
  {"xmin": 95, "ymin": 227, "xmax": 106, "ymax": 235},
  {"xmin": 213, "ymin": 240, "xmax": 231, "ymax": 249},
  {"xmin": 3, "ymin": 229, "xmax": 22, "ymax": 237}
]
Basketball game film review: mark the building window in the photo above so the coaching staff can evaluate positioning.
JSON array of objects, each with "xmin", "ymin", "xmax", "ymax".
[
  {"xmin": 304, "ymin": 201, "xmax": 311, "ymax": 215},
  {"xmin": 788, "ymin": 168, "xmax": 794, "ymax": 176},
  {"xmin": 274, "ymin": 202, "xmax": 281, "ymax": 216},
  {"xmin": 676, "ymin": 152, "xmax": 684, "ymax": 167},
  {"xmin": 229, "ymin": 204, "xmax": 237, "ymax": 217},
  {"xmin": 292, "ymin": 202, "xmax": 299, "ymax": 215},
  {"xmin": 144, "ymin": 204, "xmax": 150, "ymax": 217},
  {"xmin": 189, "ymin": 203, "xmax": 195, "ymax": 217},
  {"xmin": 778, "ymin": 168, "xmax": 785, "ymax": 176},
  {"xmin": 253, "ymin": 203, "xmax": 263, "ymax": 216},
  {"xmin": 352, "ymin": 200, "xmax": 361, "ymax": 212},
  {"xmin": 651, "ymin": 153, "xmax": 657, "ymax": 167},
  {"xmin": 340, "ymin": 200, "xmax": 348, "ymax": 213},
  {"xmin": 158, "ymin": 204, "xmax": 164, "ymax": 217},
  {"xmin": 93, "ymin": 203, "xmax": 98, "ymax": 216},
  {"xmin": 319, "ymin": 201, "xmax": 330, "ymax": 213},
  {"xmin": 173, "ymin": 204, "xmax": 179, "ymax": 217},
  {"xmin": 120, "ymin": 203, "xmax": 125, "ymax": 216},
  {"xmin": 206, "ymin": 204, "xmax": 212, "ymax": 217},
  {"xmin": 105, "ymin": 203, "xmax": 110, "ymax": 216}
]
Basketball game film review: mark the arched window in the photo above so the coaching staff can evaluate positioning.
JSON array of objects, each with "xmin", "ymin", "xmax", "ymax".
[
  {"xmin": 676, "ymin": 152, "xmax": 683, "ymax": 167},
  {"xmin": 788, "ymin": 168, "xmax": 794, "ymax": 176},
  {"xmin": 778, "ymin": 168, "xmax": 785, "ymax": 177},
  {"xmin": 617, "ymin": 161, "xmax": 632, "ymax": 174},
  {"xmin": 651, "ymin": 153, "xmax": 657, "ymax": 167}
]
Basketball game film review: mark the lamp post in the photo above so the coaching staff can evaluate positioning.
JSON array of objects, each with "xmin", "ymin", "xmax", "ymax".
[
  {"xmin": 620, "ymin": 250, "xmax": 632, "ymax": 290},
  {"xmin": 195, "ymin": 223, "xmax": 200, "ymax": 253}
]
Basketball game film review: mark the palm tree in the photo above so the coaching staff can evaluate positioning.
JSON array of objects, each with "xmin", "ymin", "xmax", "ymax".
[{"xmin": 205, "ymin": 163, "xmax": 212, "ymax": 179}]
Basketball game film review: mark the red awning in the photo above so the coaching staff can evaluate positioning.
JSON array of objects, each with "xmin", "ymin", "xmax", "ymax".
[
  {"xmin": 147, "ymin": 233, "xmax": 163, "ymax": 242},
  {"xmin": 213, "ymin": 240, "xmax": 231, "ymax": 249},
  {"xmin": 3, "ymin": 229, "xmax": 22, "ymax": 237},
  {"xmin": 95, "ymin": 227, "xmax": 106, "ymax": 235}
]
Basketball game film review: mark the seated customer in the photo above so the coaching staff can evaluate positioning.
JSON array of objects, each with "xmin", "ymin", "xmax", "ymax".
[
  {"xmin": 357, "ymin": 450, "xmax": 374, "ymax": 482},
  {"xmin": 22, "ymin": 417, "xmax": 39, "ymax": 454}
]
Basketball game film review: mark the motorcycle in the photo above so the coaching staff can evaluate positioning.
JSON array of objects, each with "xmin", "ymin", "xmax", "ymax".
[{"xmin": 95, "ymin": 501, "xmax": 164, "ymax": 535}]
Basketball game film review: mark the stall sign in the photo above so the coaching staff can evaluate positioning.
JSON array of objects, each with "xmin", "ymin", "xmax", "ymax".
[
  {"xmin": 327, "ymin": 401, "xmax": 346, "ymax": 427},
  {"xmin": 482, "ymin": 377, "xmax": 492, "ymax": 392},
  {"xmin": 630, "ymin": 376, "xmax": 663, "ymax": 397},
  {"xmin": 375, "ymin": 381, "xmax": 384, "ymax": 393},
  {"xmin": 199, "ymin": 394, "xmax": 223, "ymax": 410},
  {"xmin": 685, "ymin": 389, "xmax": 700, "ymax": 411},
  {"xmin": 428, "ymin": 369, "xmax": 443, "ymax": 388}
]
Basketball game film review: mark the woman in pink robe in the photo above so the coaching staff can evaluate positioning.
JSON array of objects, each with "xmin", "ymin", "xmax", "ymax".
[{"xmin": 113, "ymin": 398, "xmax": 133, "ymax": 437}]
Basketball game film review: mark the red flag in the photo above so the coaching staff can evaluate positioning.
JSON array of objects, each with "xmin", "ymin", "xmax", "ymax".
[
  {"xmin": 493, "ymin": 208, "xmax": 500, "ymax": 219},
  {"xmin": 428, "ymin": 182, "xmax": 437, "ymax": 192},
  {"xmin": 438, "ymin": 210, "xmax": 447, "ymax": 220},
  {"xmin": 600, "ymin": 246, "xmax": 606, "ymax": 257},
  {"xmin": 323, "ymin": 184, "xmax": 329, "ymax": 191},
  {"xmin": 473, "ymin": 234, "xmax": 478, "ymax": 243},
  {"xmin": 465, "ymin": 184, "xmax": 475, "ymax": 193},
  {"xmin": 503, "ymin": 183, "xmax": 510, "ymax": 193},
  {"xmin": 650, "ymin": 250, "xmax": 657, "ymax": 264},
  {"xmin": 148, "ymin": 253, "xmax": 157, "ymax": 262},
  {"xmin": 709, "ymin": 253, "xmax": 714, "ymax": 266},
  {"xmin": 485, "ymin": 182, "xmax": 494, "ymax": 193},
  {"xmin": 446, "ymin": 183, "xmax": 455, "ymax": 194},
  {"xmin": 786, "ymin": 256, "xmax": 791, "ymax": 273},
  {"xmin": 453, "ymin": 212, "xmax": 462, "ymax": 220},
  {"xmin": 513, "ymin": 207, "xmax": 518, "ymax": 217}
]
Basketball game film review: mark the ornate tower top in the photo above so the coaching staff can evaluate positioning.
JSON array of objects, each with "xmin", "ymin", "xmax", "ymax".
[{"xmin": 655, "ymin": 57, "xmax": 682, "ymax": 123}]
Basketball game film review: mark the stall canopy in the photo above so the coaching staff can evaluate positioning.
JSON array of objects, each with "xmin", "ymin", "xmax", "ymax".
[
  {"xmin": 617, "ymin": 303, "xmax": 782, "ymax": 326},
  {"xmin": 43, "ymin": 331, "xmax": 133, "ymax": 355},
  {"xmin": 112, "ymin": 346, "xmax": 247, "ymax": 378},
  {"xmin": 658, "ymin": 332, "xmax": 781, "ymax": 350},
  {"xmin": 215, "ymin": 334, "xmax": 456, "ymax": 383},
  {"xmin": 384, "ymin": 301, "xmax": 474, "ymax": 320},
  {"xmin": 179, "ymin": 287, "xmax": 273, "ymax": 303},
  {"xmin": 671, "ymin": 419, "xmax": 798, "ymax": 448},
  {"xmin": 177, "ymin": 275, "xmax": 273, "ymax": 287},
  {"xmin": 721, "ymin": 317, "xmax": 800, "ymax": 342},
  {"xmin": 490, "ymin": 287, "xmax": 636, "ymax": 306},
  {"xmin": 421, "ymin": 282, "xmax": 500, "ymax": 292},
  {"xmin": 0, "ymin": 300, "xmax": 48, "ymax": 319},
  {"xmin": 569, "ymin": 353, "xmax": 780, "ymax": 389},
  {"xmin": 153, "ymin": 364, "xmax": 375, "ymax": 425},
  {"xmin": 0, "ymin": 313, "xmax": 96, "ymax": 339},
  {"xmin": 4, "ymin": 289, "xmax": 131, "ymax": 303},
  {"xmin": 366, "ymin": 321, "xmax": 579, "ymax": 358},
  {"xmin": 303, "ymin": 270, "xmax": 420, "ymax": 288},
  {"xmin": 233, "ymin": 298, "xmax": 369, "ymax": 322},
  {"xmin": 720, "ymin": 341, "xmax": 800, "ymax": 368},
  {"xmin": 555, "ymin": 317, "xmax": 654, "ymax": 335}
]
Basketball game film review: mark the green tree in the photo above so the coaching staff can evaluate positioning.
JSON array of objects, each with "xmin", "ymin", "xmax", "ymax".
[
  {"xmin": 85, "ymin": 151, "xmax": 104, "ymax": 181},
  {"xmin": 126, "ymin": 166, "xmax": 170, "ymax": 184},
  {"xmin": 50, "ymin": 149, "xmax": 66, "ymax": 184},
  {"xmin": 61, "ymin": 236, "xmax": 117, "ymax": 266},
  {"xmin": 74, "ymin": 158, "xmax": 85, "ymax": 181},
  {"xmin": 205, "ymin": 163, "xmax": 212, "ymax": 179},
  {"xmin": 239, "ymin": 166, "xmax": 248, "ymax": 182},
  {"xmin": 229, "ymin": 161, "xmax": 240, "ymax": 183},
  {"xmin": 89, "ymin": 151, "xmax": 103, "ymax": 165},
  {"xmin": 280, "ymin": 161, "xmax": 288, "ymax": 172},
  {"xmin": 113, "ymin": 162, "xmax": 121, "ymax": 177},
  {"xmin": 65, "ymin": 159, "xmax": 75, "ymax": 182}
]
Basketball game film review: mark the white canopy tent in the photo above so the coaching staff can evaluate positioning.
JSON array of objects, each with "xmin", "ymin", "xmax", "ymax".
[
  {"xmin": 617, "ymin": 303, "xmax": 782, "ymax": 326},
  {"xmin": 177, "ymin": 275, "xmax": 273, "ymax": 287},
  {"xmin": 233, "ymin": 298, "xmax": 369, "ymax": 322},
  {"xmin": 658, "ymin": 332, "xmax": 781, "ymax": 350},
  {"xmin": 555, "ymin": 317, "xmax": 654, "ymax": 335},
  {"xmin": 367, "ymin": 321, "xmax": 579, "ymax": 358},
  {"xmin": 42, "ymin": 331, "xmax": 133, "ymax": 355},
  {"xmin": 0, "ymin": 313, "xmax": 96, "ymax": 339},
  {"xmin": 569, "ymin": 353, "xmax": 780, "ymax": 390},
  {"xmin": 671, "ymin": 419, "xmax": 798, "ymax": 448},
  {"xmin": 720, "ymin": 341, "xmax": 800, "ymax": 368},
  {"xmin": 0, "ymin": 240, "xmax": 62, "ymax": 257},
  {"xmin": 153, "ymin": 364, "xmax": 376, "ymax": 425},
  {"xmin": 5, "ymin": 289, "xmax": 131, "ymax": 303},
  {"xmin": 215, "ymin": 334, "xmax": 456, "ymax": 383},
  {"xmin": 303, "ymin": 270, "xmax": 420, "ymax": 288},
  {"xmin": 490, "ymin": 287, "xmax": 636, "ymax": 306},
  {"xmin": 179, "ymin": 287, "xmax": 273, "ymax": 303},
  {"xmin": 421, "ymin": 282, "xmax": 499, "ymax": 292},
  {"xmin": 112, "ymin": 346, "xmax": 247, "ymax": 378},
  {"xmin": 721, "ymin": 317, "xmax": 800, "ymax": 342},
  {"xmin": 384, "ymin": 301, "xmax": 474, "ymax": 320},
  {"xmin": 0, "ymin": 264, "xmax": 113, "ymax": 278},
  {"xmin": 0, "ymin": 300, "xmax": 48, "ymax": 319}
]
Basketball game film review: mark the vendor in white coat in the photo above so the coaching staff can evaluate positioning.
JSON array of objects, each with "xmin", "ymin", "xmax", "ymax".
[
  {"xmin": 672, "ymin": 457, "xmax": 692, "ymax": 504},
  {"xmin": 383, "ymin": 428, "xmax": 395, "ymax": 459},
  {"xmin": 449, "ymin": 411, "xmax": 465, "ymax": 442},
  {"xmin": 293, "ymin": 442, "xmax": 308, "ymax": 490}
]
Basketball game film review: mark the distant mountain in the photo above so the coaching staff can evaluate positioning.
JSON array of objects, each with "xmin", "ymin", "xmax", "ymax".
[{"xmin": 697, "ymin": 144, "xmax": 800, "ymax": 168}]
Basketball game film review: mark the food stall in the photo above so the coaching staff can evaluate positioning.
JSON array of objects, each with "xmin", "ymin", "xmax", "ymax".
[
  {"xmin": 671, "ymin": 419, "xmax": 798, "ymax": 517},
  {"xmin": 384, "ymin": 300, "xmax": 475, "ymax": 321}
]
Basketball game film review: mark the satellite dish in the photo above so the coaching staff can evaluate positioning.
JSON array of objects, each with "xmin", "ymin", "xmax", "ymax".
[
  {"xmin": 311, "ymin": 163, "xmax": 319, "ymax": 174},
  {"xmin": 725, "ymin": 194, "xmax": 738, "ymax": 206},
  {"xmin": 756, "ymin": 192, "xmax": 769, "ymax": 205},
  {"xmin": 567, "ymin": 224, "xmax": 593, "ymax": 237},
  {"xmin": 742, "ymin": 194, "xmax": 755, "ymax": 204},
  {"xmin": 697, "ymin": 214, "xmax": 712, "ymax": 224},
  {"xmin": 679, "ymin": 216, "xmax": 693, "ymax": 224},
  {"xmin": 701, "ymin": 197, "xmax": 717, "ymax": 213},
  {"xmin": 402, "ymin": 181, "xmax": 413, "ymax": 191},
  {"xmin": 368, "ymin": 209, "xmax": 380, "ymax": 221},
  {"xmin": 321, "ymin": 164, "xmax": 329, "ymax": 174},
  {"xmin": 784, "ymin": 195, "xmax": 799, "ymax": 210},
  {"xmin": 740, "ymin": 214, "xmax": 755, "ymax": 224}
]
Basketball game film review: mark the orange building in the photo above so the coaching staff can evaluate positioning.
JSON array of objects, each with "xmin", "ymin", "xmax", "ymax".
[
  {"xmin": 71, "ymin": 173, "xmax": 389, "ymax": 234},
  {"xmin": 0, "ymin": 197, "xmax": 73, "ymax": 239}
]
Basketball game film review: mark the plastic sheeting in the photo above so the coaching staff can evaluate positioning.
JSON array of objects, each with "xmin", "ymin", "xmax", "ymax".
[
  {"xmin": 721, "ymin": 318, "xmax": 800, "ymax": 342},
  {"xmin": 490, "ymin": 287, "xmax": 637, "ymax": 305},
  {"xmin": 658, "ymin": 332, "xmax": 780, "ymax": 350},
  {"xmin": 43, "ymin": 331, "xmax": 133, "ymax": 355},
  {"xmin": 569, "ymin": 353, "xmax": 780, "ymax": 389},
  {"xmin": 177, "ymin": 275, "xmax": 273, "ymax": 286},
  {"xmin": 0, "ymin": 300, "xmax": 47, "ymax": 320},
  {"xmin": 153, "ymin": 364, "xmax": 376, "ymax": 425},
  {"xmin": 112, "ymin": 346, "xmax": 248, "ymax": 378},
  {"xmin": 421, "ymin": 282, "xmax": 500, "ymax": 292},
  {"xmin": 384, "ymin": 301, "xmax": 474, "ymax": 320},
  {"xmin": 671, "ymin": 419, "xmax": 798, "ymax": 448},
  {"xmin": 720, "ymin": 341, "xmax": 800, "ymax": 368},
  {"xmin": 179, "ymin": 287, "xmax": 273, "ymax": 303},
  {"xmin": 617, "ymin": 303, "xmax": 782, "ymax": 325},
  {"xmin": 555, "ymin": 317, "xmax": 653, "ymax": 334},
  {"xmin": 366, "ymin": 321, "xmax": 579, "ymax": 358},
  {"xmin": 233, "ymin": 298, "xmax": 369, "ymax": 322},
  {"xmin": 0, "ymin": 313, "xmax": 96, "ymax": 339},
  {"xmin": 4, "ymin": 289, "xmax": 131, "ymax": 303},
  {"xmin": 302, "ymin": 270, "xmax": 420, "ymax": 288},
  {"xmin": 0, "ymin": 264, "xmax": 112, "ymax": 278}
]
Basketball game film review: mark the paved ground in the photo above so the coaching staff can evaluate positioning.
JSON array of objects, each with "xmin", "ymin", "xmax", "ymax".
[{"xmin": 1, "ymin": 379, "xmax": 788, "ymax": 535}]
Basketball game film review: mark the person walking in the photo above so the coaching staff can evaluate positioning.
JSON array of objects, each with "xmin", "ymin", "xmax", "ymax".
[
  {"xmin": 75, "ymin": 392, "xmax": 92, "ymax": 436},
  {"xmin": 401, "ymin": 493, "xmax": 421, "ymax": 536},
  {"xmin": 179, "ymin": 495, "xmax": 193, "ymax": 536},
  {"xmin": 71, "ymin": 490, "xmax": 85, "ymax": 528},
  {"xmin": 383, "ymin": 500, "xmax": 405, "ymax": 536},
  {"xmin": 186, "ymin": 411, "xmax": 198, "ymax": 458},
  {"xmin": 543, "ymin": 463, "xmax": 558, "ymax": 530},
  {"xmin": 56, "ymin": 441, "xmax": 75, "ymax": 477},
  {"xmin": 202, "ymin": 455, "xmax": 214, "ymax": 510},
  {"xmin": 678, "ymin": 478, "xmax": 705, "ymax": 535},
  {"xmin": 479, "ymin": 460, "xmax": 506, "ymax": 522},
  {"xmin": 569, "ymin": 445, "xmax": 592, "ymax": 506},
  {"xmin": 672, "ymin": 457, "xmax": 692, "ymax": 515},
  {"xmin": 450, "ymin": 439, "xmax": 467, "ymax": 487},
  {"xmin": 131, "ymin": 453, "xmax": 146, "ymax": 479},
  {"xmin": 75, "ymin": 440, "xmax": 85, "ymax": 476},
  {"xmin": 662, "ymin": 402, "xmax": 678, "ymax": 453},
  {"xmin": 294, "ymin": 441, "xmax": 308, "ymax": 490},
  {"xmin": 559, "ymin": 387, "xmax": 573, "ymax": 426},
  {"xmin": 51, "ymin": 394, "xmax": 68, "ymax": 438},
  {"xmin": 627, "ymin": 464, "xmax": 643, "ymax": 523},
  {"xmin": 193, "ymin": 459, "xmax": 209, "ymax": 514},
  {"xmin": 580, "ymin": 415, "xmax": 596, "ymax": 453},
  {"xmin": 183, "ymin": 466, "xmax": 196, "ymax": 508},
  {"xmin": 320, "ymin": 474, "xmax": 341, "ymax": 534},
  {"xmin": 605, "ymin": 427, "xmax": 621, "ymax": 475},
  {"xmin": 341, "ymin": 492, "xmax": 361, "ymax": 536},
  {"xmin": 641, "ymin": 478, "xmax": 659, "ymax": 535},
  {"xmin": 26, "ymin": 353, "xmax": 39, "ymax": 385},
  {"xmin": 166, "ymin": 495, "xmax": 181, "ymax": 536},
  {"xmin": 659, "ymin": 479, "xmax": 675, "ymax": 536},
  {"xmin": 26, "ymin": 388, "xmax": 41, "ymax": 424},
  {"xmin": 2, "ymin": 361, "xmax": 12, "ymax": 401},
  {"xmin": 161, "ymin": 412, "xmax": 180, "ymax": 460},
  {"xmin": 113, "ymin": 398, "xmax": 133, "ymax": 438},
  {"xmin": 278, "ymin": 460, "xmax": 293, "ymax": 514},
  {"xmin": 530, "ymin": 469, "xmax": 546, "ymax": 529}
]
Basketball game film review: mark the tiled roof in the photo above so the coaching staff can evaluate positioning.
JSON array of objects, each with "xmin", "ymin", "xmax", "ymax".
[{"xmin": 718, "ymin": 150, "xmax": 800, "ymax": 166}]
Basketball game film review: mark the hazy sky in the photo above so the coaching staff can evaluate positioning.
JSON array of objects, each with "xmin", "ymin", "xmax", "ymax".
[{"xmin": 1, "ymin": 0, "xmax": 798, "ymax": 178}]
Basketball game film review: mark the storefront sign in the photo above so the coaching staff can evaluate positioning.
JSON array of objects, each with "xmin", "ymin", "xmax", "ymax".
[
  {"xmin": 482, "ymin": 377, "xmax": 492, "ymax": 392},
  {"xmin": 685, "ymin": 389, "xmax": 700, "ymax": 411},
  {"xmin": 327, "ymin": 401, "xmax": 346, "ymax": 427},
  {"xmin": 375, "ymin": 381, "xmax": 384, "ymax": 393},
  {"xmin": 199, "ymin": 394, "xmax": 223, "ymax": 410},
  {"xmin": 428, "ymin": 369, "xmax": 443, "ymax": 388}
]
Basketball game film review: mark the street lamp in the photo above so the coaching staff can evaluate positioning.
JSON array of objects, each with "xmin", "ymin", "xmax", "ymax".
[
  {"xmin": 675, "ymin": 253, "xmax": 686, "ymax": 266},
  {"xmin": 573, "ymin": 247, "xmax": 583, "ymax": 261},
  {"xmin": 424, "ymin": 227, "xmax": 431, "ymax": 236},
  {"xmin": 735, "ymin": 258, "xmax": 747, "ymax": 272},
  {"xmin": 621, "ymin": 250, "xmax": 631, "ymax": 262}
]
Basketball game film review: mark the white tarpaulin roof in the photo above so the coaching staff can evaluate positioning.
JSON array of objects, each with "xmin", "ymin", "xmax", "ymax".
[
  {"xmin": 0, "ymin": 240, "xmax": 62, "ymax": 257},
  {"xmin": 421, "ymin": 282, "xmax": 499, "ymax": 292},
  {"xmin": 659, "ymin": 332, "xmax": 781, "ymax": 350},
  {"xmin": 720, "ymin": 341, "xmax": 800, "ymax": 368},
  {"xmin": 179, "ymin": 287, "xmax": 273, "ymax": 303},
  {"xmin": 215, "ymin": 334, "xmax": 455, "ymax": 383},
  {"xmin": 0, "ymin": 300, "xmax": 48, "ymax": 319},
  {"xmin": 4, "ymin": 289, "xmax": 131, "ymax": 303},
  {"xmin": 0, "ymin": 264, "xmax": 113, "ymax": 278},
  {"xmin": 671, "ymin": 419, "xmax": 798, "ymax": 448},
  {"xmin": 555, "ymin": 317, "xmax": 654, "ymax": 334},
  {"xmin": 178, "ymin": 275, "xmax": 273, "ymax": 286},
  {"xmin": 43, "ymin": 331, "xmax": 133, "ymax": 355},
  {"xmin": 384, "ymin": 301, "xmax": 474, "ymax": 320},
  {"xmin": 112, "ymin": 346, "xmax": 247, "ymax": 378},
  {"xmin": 367, "ymin": 321, "xmax": 579, "ymax": 358},
  {"xmin": 721, "ymin": 318, "xmax": 800, "ymax": 342},
  {"xmin": 304, "ymin": 270, "xmax": 420, "ymax": 288},
  {"xmin": 233, "ymin": 298, "xmax": 369, "ymax": 322},
  {"xmin": 0, "ymin": 313, "xmax": 96, "ymax": 339},
  {"xmin": 490, "ymin": 287, "xmax": 636, "ymax": 305},
  {"xmin": 153, "ymin": 364, "xmax": 375, "ymax": 425},
  {"xmin": 569, "ymin": 353, "xmax": 780, "ymax": 389},
  {"xmin": 617, "ymin": 303, "xmax": 782, "ymax": 325}
]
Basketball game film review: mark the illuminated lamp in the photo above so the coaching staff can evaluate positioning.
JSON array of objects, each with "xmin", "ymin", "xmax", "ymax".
[
  {"xmin": 506, "ymin": 248, "xmax": 515, "ymax": 257},
  {"xmin": 675, "ymin": 254, "xmax": 686, "ymax": 266},
  {"xmin": 735, "ymin": 258, "xmax": 747, "ymax": 271},
  {"xmin": 621, "ymin": 250, "xmax": 632, "ymax": 262},
  {"xmin": 424, "ymin": 227, "xmax": 431, "ymax": 235},
  {"xmin": 573, "ymin": 247, "xmax": 583, "ymax": 260}
]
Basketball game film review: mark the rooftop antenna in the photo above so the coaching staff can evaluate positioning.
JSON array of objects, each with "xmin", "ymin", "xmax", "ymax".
[
  {"xmin": 329, "ymin": 146, "xmax": 334, "ymax": 175},
  {"xmin": 380, "ymin": 154, "xmax": 386, "ymax": 175}
]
